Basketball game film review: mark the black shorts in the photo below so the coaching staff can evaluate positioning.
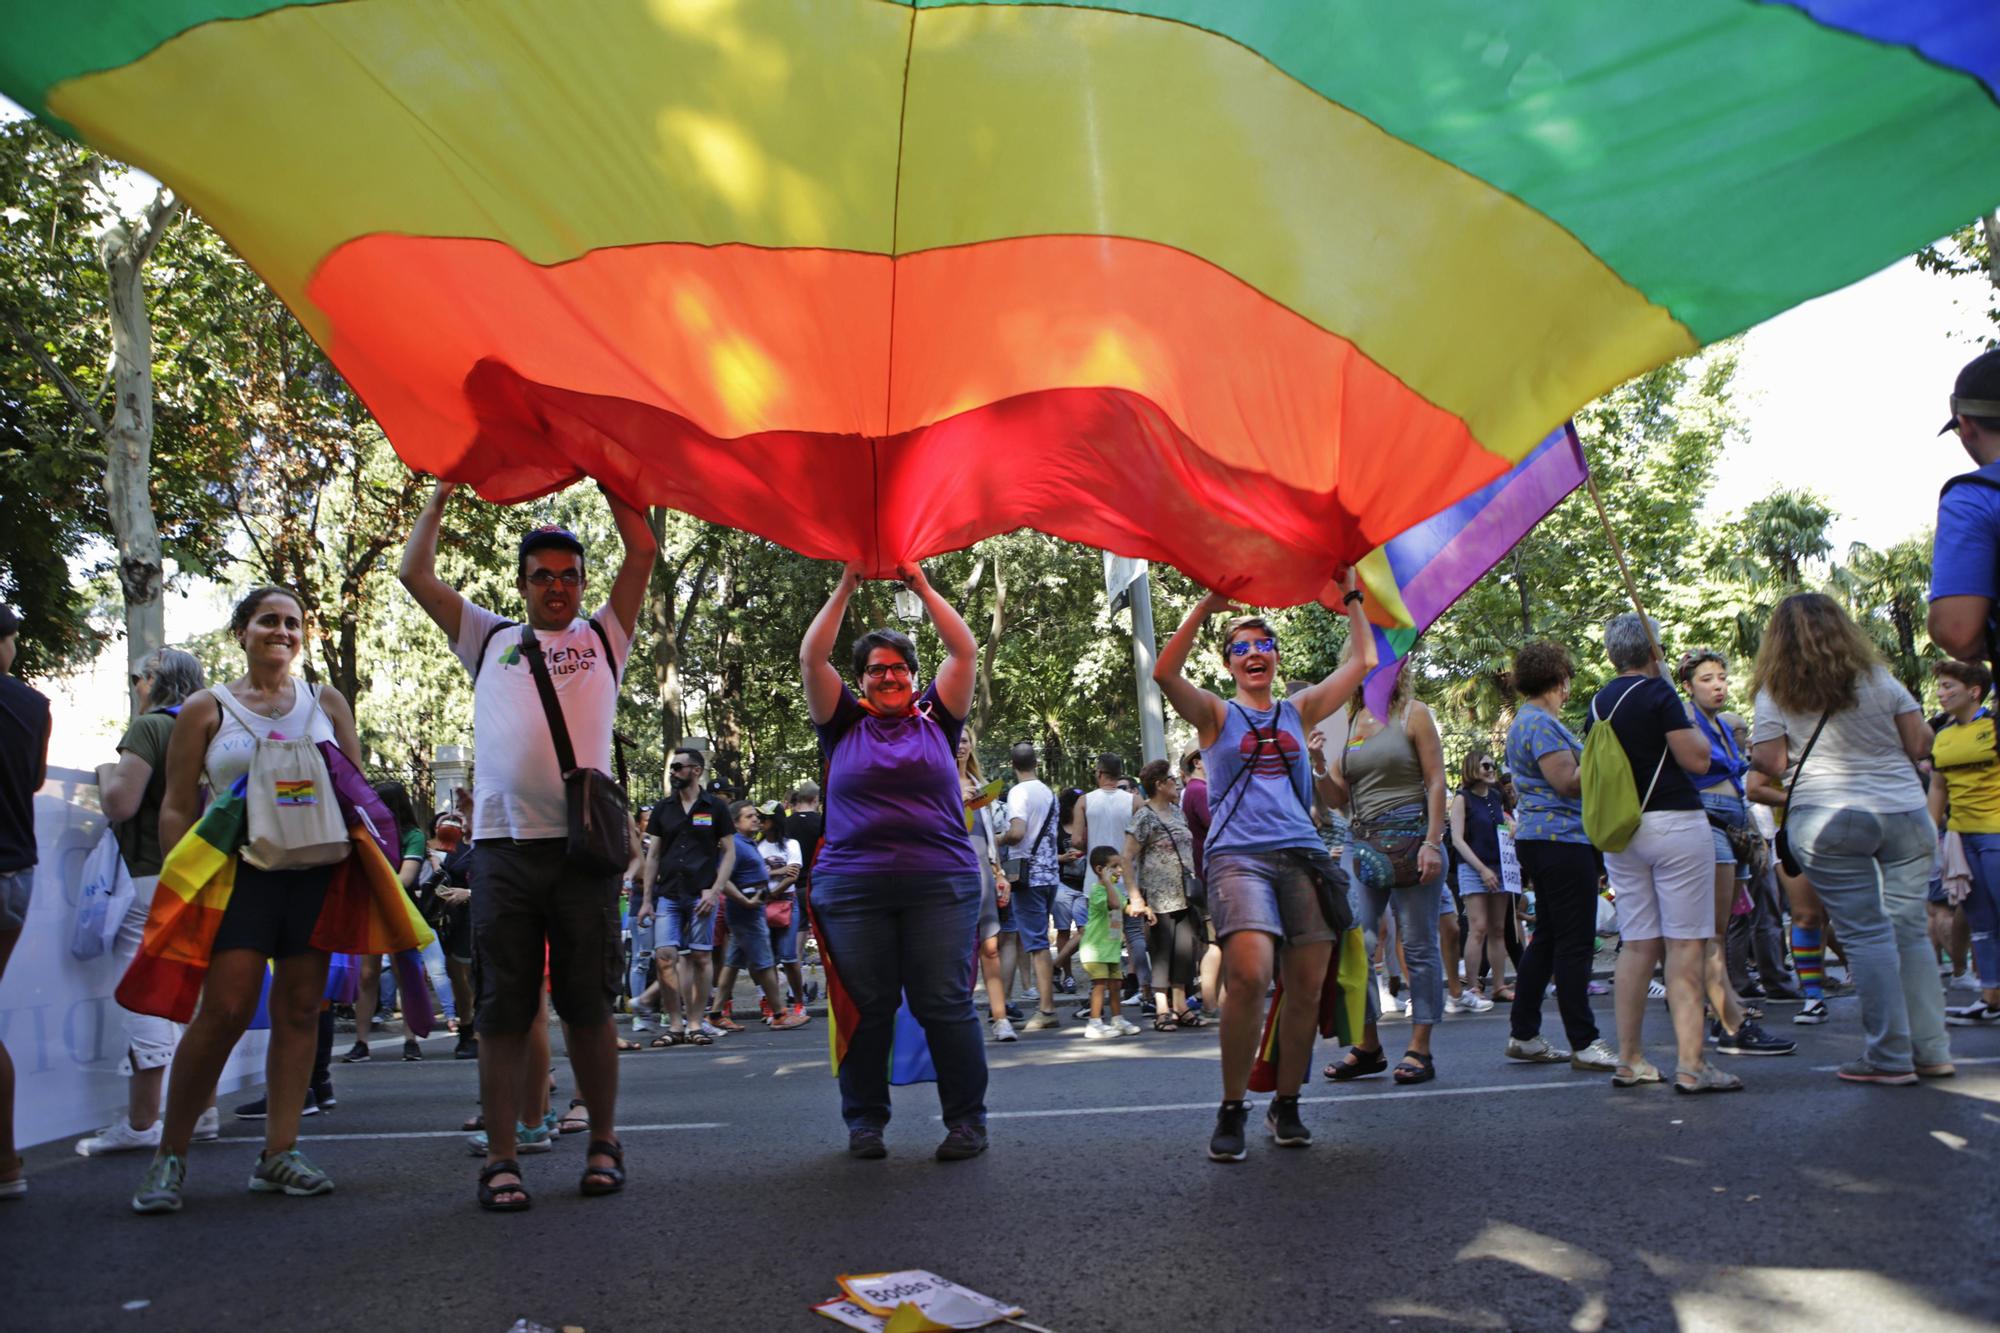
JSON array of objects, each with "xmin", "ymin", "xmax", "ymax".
[
  {"xmin": 470, "ymin": 837, "xmax": 619, "ymax": 1035},
  {"xmin": 211, "ymin": 861, "xmax": 333, "ymax": 959}
]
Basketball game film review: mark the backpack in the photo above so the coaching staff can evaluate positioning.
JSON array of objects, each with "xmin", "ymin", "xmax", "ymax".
[
  {"xmin": 210, "ymin": 683, "xmax": 351, "ymax": 871},
  {"xmin": 1581, "ymin": 680, "xmax": 1667, "ymax": 854}
]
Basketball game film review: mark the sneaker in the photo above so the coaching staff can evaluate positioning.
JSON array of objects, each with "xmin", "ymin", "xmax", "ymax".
[
  {"xmin": 1793, "ymin": 1000, "xmax": 1830, "ymax": 1025},
  {"xmin": 248, "ymin": 1147, "xmax": 334, "ymax": 1196},
  {"xmin": 1587, "ymin": 980, "xmax": 1610, "ymax": 996},
  {"xmin": 1462, "ymin": 990, "xmax": 1494, "ymax": 1013},
  {"xmin": 990, "ymin": 1017, "xmax": 1018, "ymax": 1042},
  {"xmin": 1948, "ymin": 972, "xmax": 1981, "ymax": 992},
  {"xmin": 311, "ymin": 1082, "xmax": 336, "ymax": 1110},
  {"xmin": 1646, "ymin": 980, "xmax": 1666, "ymax": 999},
  {"xmin": 1022, "ymin": 1010, "xmax": 1062, "ymax": 1032},
  {"xmin": 1716, "ymin": 1021, "xmax": 1795, "ymax": 1056},
  {"xmin": 1265, "ymin": 1095, "xmax": 1310, "ymax": 1148},
  {"xmin": 1083, "ymin": 1019, "xmax": 1116, "ymax": 1040},
  {"xmin": 132, "ymin": 1152, "xmax": 187, "ymax": 1214},
  {"xmin": 1570, "ymin": 1039, "xmax": 1619, "ymax": 1072},
  {"xmin": 1376, "ymin": 983, "xmax": 1397, "ymax": 1014},
  {"xmin": 935, "ymin": 1124, "xmax": 989, "ymax": 1161},
  {"xmin": 193, "ymin": 1106, "xmax": 222, "ymax": 1141},
  {"xmin": 695, "ymin": 1019, "xmax": 727, "ymax": 1040},
  {"xmin": 454, "ymin": 1033, "xmax": 480, "ymax": 1060},
  {"xmin": 1835, "ymin": 1059, "xmax": 1919, "ymax": 1086},
  {"xmin": 341, "ymin": 1041, "xmax": 370, "ymax": 1063},
  {"xmin": 78, "ymin": 1116, "xmax": 162, "ymax": 1156},
  {"xmin": 1946, "ymin": 1001, "xmax": 2000, "ymax": 1026},
  {"xmin": 1112, "ymin": 1015, "xmax": 1141, "ymax": 1036},
  {"xmin": 804, "ymin": 981, "xmax": 821, "ymax": 1003},
  {"xmin": 1004, "ymin": 1005, "xmax": 1026, "ymax": 1022},
  {"xmin": 1058, "ymin": 974, "xmax": 1077, "ymax": 994},
  {"xmin": 1208, "ymin": 1100, "xmax": 1250, "ymax": 1162},
  {"xmin": 1505, "ymin": 1035, "xmax": 1571, "ymax": 1064},
  {"xmin": 848, "ymin": 1127, "xmax": 887, "ymax": 1159},
  {"xmin": 1019, "ymin": 987, "xmax": 1040, "ymax": 1003},
  {"xmin": 629, "ymin": 1009, "xmax": 653, "ymax": 1032},
  {"xmin": 232, "ymin": 1088, "xmax": 319, "ymax": 1120},
  {"xmin": 402, "ymin": 1038, "xmax": 423, "ymax": 1062}
]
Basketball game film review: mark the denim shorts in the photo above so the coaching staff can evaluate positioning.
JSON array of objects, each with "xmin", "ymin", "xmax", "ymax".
[
  {"xmin": 0, "ymin": 866, "xmax": 31, "ymax": 931},
  {"xmin": 1205, "ymin": 848, "xmax": 1336, "ymax": 946},
  {"xmin": 1699, "ymin": 790, "xmax": 1753, "ymax": 881},
  {"xmin": 724, "ymin": 898, "xmax": 774, "ymax": 971},
  {"xmin": 648, "ymin": 893, "xmax": 716, "ymax": 954},
  {"xmin": 1456, "ymin": 861, "xmax": 1514, "ymax": 897},
  {"xmin": 1012, "ymin": 877, "xmax": 1058, "ymax": 952},
  {"xmin": 769, "ymin": 902, "xmax": 801, "ymax": 963},
  {"xmin": 1053, "ymin": 885, "xmax": 1088, "ymax": 932}
]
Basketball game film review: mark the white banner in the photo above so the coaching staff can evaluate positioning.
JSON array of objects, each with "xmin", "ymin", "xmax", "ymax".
[
  {"xmin": 0, "ymin": 768, "xmax": 266, "ymax": 1149},
  {"xmin": 1497, "ymin": 826, "xmax": 1523, "ymax": 897}
]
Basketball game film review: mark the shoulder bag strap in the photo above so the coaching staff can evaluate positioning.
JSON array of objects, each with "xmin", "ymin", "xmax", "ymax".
[
  {"xmin": 519, "ymin": 624, "xmax": 579, "ymax": 776},
  {"xmin": 1202, "ymin": 702, "xmax": 1267, "ymax": 849},
  {"xmin": 1779, "ymin": 711, "xmax": 1834, "ymax": 824},
  {"xmin": 1029, "ymin": 788, "xmax": 1059, "ymax": 855},
  {"xmin": 205, "ymin": 685, "xmax": 263, "ymax": 793},
  {"xmin": 586, "ymin": 616, "xmax": 621, "ymax": 677},
  {"xmin": 470, "ymin": 619, "xmax": 518, "ymax": 685}
]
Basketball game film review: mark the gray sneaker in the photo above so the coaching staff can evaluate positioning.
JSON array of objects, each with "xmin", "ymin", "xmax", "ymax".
[
  {"xmin": 1021, "ymin": 1010, "xmax": 1061, "ymax": 1032},
  {"xmin": 1505, "ymin": 1035, "xmax": 1571, "ymax": 1063},
  {"xmin": 132, "ymin": 1152, "xmax": 187, "ymax": 1214},
  {"xmin": 248, "ymin": 1147, "xmax": 334, "ymax": 1197},
  {"xmin": 1569, "ymin": 1039, "xmax": 1619, "ymax": 1072}
]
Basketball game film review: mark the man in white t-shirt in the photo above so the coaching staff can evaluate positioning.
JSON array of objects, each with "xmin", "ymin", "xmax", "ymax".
[
  {"xmin": 400, "ymin": 478, "xmax": 655, "ymax": 1210},
  {"xmin": 996, "ymin": 743, "xmax": 1062, "ymax": 1030}
]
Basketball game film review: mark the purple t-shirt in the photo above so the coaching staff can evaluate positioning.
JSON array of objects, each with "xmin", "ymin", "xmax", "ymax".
[{"xmin": 813, "ymin": 683, "xmax": 979, "ymax": 878}]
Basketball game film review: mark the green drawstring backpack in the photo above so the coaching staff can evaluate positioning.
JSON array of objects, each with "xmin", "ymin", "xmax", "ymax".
[{"xmin": 1582, "ymin": 682, "xmax": 1667, "ymax": 854}]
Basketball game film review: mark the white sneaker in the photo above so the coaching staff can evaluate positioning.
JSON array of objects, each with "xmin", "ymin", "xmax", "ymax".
[
  {"xmin": 1443, "ymin": 994, "xmax": 1469, "ymax": 1015},
  {"xmin": 1019, "ymin": 987, "xmax": 1040, "ymax": 1003},
  {"xmin": 76, "ymin": 1117, "xmax": 161, "ymax": 1156},
  {"xmin": 1377, "ymin": 983, "xmax": 1397, "ymax": 1014},
  {"xmin": 990, "ymin": 1017, "xmax": 1019, "ymax": 1043},
  {"xmin": 1083, "ymin": 1019, "xmax": 1116, "ymax": 1040},
  {"xmin": 1462, "ymin": 990, "xmax": 1495, "ymax": 1013},
  {"xmin": 1112, "ymin": 1015, "xmax": 1141, "ymax": 1036},
  {"xmin": 192, "ymin": 1106, "xmax": 221, "ymax": 1143},
  {"xmin": 1646, "ymin": 980, "xmax": 1666, "ymax": 999},
  {"xmin": 1950, "ymin": 972, "xmax": 1982, "ymax": 992},
  {"xmin": 696, "ymin": 1019, "xmax": 726, "ymax": 1040},
  {"xmin": 1570, "ymin": 1039, "xmax": 1619, "ymax": 1072}
]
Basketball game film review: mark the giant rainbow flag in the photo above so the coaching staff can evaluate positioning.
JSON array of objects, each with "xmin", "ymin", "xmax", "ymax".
[{"xmin": 4, "ymin": 4, "xmax": 1998, "ymax": 603}]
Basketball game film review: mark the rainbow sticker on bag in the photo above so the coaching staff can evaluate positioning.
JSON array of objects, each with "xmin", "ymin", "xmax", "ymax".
[{"xmin": 274, "ymin": 779, "xmax": 318, "ymax": 807}]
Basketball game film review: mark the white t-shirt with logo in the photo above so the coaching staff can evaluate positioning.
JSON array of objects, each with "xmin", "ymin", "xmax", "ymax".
[{"xmin": 453, "ymin": 598, "xmax": 630, "ymax": 842}]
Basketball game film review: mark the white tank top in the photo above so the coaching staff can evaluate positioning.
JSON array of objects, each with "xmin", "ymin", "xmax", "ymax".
[{"xmin": 204, "ymin": 679, "xmax": 336, "ymax": 793}]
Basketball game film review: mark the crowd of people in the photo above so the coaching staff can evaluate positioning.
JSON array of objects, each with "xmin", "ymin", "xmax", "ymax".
[{"xmin": 2, "ymin": 351, "xmax": 1999, "ymax": 1204}]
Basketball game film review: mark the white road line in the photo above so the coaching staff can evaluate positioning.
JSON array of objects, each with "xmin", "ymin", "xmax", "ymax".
[
  {"xmin": 1808, "ymin": 1056, "xmax": 2000, "ymax": 1073},
  {"xmin": 225, "ymin": 1122, "xmax": 725, "ymax": 1143},
  {"xmin": 983, "ymin": 1080, "xmax": 1600, "ymax": 1120}
]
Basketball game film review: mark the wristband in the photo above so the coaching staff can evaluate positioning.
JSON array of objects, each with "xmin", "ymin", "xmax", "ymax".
[{"xmin": 1343, "ymin": 590, "xmax": 1365, "ymax": 606}]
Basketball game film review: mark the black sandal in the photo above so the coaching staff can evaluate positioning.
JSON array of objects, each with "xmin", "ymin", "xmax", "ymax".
[
  {"xmin": 1392, "ymin": 1049, "xmax": 1436, "ymax": 1085},
  {"xmin": 1152, "ymin": 1013, "xmax": 1179, "ymax": 1031},
  {"xmin": 1175, "ymin": 1010, "xmax": 1206, "ymax": 1028},
  {"xmin": 648, "ymin": 1032, "xmax": 680, "ymax": 1049},
  {"xmin": 580, "ymin": 1139, "xmax": 625, "ymax": 1197},
  {"xmin": 477, "ymin": 1158, "xmax": 531, "ymax": 1212},
  {"xmin": 1324, "ymin": 1045, "xmax": 1388, "ymax": 1082},
  {"xmin": 557, "ymin": 1098, "xmax": 590, "ymax": 1136}
]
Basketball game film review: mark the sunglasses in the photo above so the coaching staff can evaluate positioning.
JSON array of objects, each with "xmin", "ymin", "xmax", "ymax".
[
  {"xmin": 1226, "ymin": 637, "xmax": 1278, "ymax": 658},
  {"xmin": 526, "ymin": 569, "xmax": 582, "ymax": 587},
  {"xmin": 669, "ymin": 762, "xmax": 700, "ymax": 773},
  {"xmin": 863, "ymin": 662, "xmax": 913, "ymax": 680},
  {"xmin": 130, "ymin": 672, "xmax": 150, "ymax": 687}
]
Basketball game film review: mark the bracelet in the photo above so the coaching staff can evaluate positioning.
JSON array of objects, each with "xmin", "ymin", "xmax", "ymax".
[
  {"xmin": 1343, "ymin": 590, "xmax": 1365, "ymax": 606},
  {"xmin": 1423, "ymin": 840, "xmax": 1442, "ymax": 851}
]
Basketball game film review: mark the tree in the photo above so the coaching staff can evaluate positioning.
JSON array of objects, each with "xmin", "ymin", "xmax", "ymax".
[{"xmin": 1834, "ymin": 535, "xmax": 1934, "ymax": 693}]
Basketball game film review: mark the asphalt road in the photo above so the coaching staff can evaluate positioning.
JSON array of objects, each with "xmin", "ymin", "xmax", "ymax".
[{"xmin": 7, "ymin": 991, "xmax": 1998, "ymax": 1333}]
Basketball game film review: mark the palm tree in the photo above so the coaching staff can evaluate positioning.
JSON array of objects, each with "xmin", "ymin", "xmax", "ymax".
[{"xmin": 1834, "ymin": 536, "xmax": 1934, "ymax": 692}]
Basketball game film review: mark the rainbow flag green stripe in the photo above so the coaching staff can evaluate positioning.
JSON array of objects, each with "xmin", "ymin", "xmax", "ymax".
[{"xmin": 4, "ymin": 3, "xmax": 1995, "ymax": 606}]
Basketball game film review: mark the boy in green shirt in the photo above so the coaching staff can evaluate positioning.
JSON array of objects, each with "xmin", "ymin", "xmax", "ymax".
[{"xmin": 1083, "ymin": 848, "xmax": 1141, "ymax": 1039}]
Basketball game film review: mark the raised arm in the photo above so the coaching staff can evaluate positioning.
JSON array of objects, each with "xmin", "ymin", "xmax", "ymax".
[
  {"xmin": 901, "ymin": 563, "xmax": 976, "ymax": 720},
  {"xmin": 398, "ymin": 479, "xmax": 465, "ymax": 643},
  {"xmin": 800, "ymin": 563, "xmax": 864, "ymax": 725},
  {"xmin": 601, "ymin": 484, "xmax": 658, "ymax": 640},
  {"xmin": 1291, "ymin": 570, "xmax": 1378, "ymax": 731},
  {"xmin": 1153, "ymin": 589, "xmax": 1232, "ymax": 746}
]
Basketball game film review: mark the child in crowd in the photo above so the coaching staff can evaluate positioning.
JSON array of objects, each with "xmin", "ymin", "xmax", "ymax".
[
  {"xmin": 1083, "ymin": 847, "xmax": 1141, "ymax": 1040},
  {"xmin": 709, "ymin": 802, "xmax": 809, "ymax": 1032}
]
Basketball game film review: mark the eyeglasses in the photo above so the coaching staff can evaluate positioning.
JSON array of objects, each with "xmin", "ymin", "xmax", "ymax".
[
  {"xmin": 526, "ymin": 569, "xmax": 582, "ymax": 587},
  {"xmin": 863, "ymin": 662, "xmax": 913, "ymax": 680},
  {"xmin": 1226, "ymin": 637, "xmax": 1278, "ymax": 658},
  {"xmin": 669, "ymin": 762, "xmax": 699, "ymax": 773}
]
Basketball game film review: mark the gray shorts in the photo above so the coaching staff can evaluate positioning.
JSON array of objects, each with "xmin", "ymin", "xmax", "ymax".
[
  {"xmin": 0, "ymin": 866, "xmax": 30, "ymax": 931},
  {"xmin": 1205, "ymin": 849, "xmax": 1336, "ymax": 947}
]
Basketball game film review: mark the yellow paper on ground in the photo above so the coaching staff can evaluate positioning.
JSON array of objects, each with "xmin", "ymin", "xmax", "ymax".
[{"xmin": 835, "ymin": 1272, "xmax": 1023, "ymax": 1329}]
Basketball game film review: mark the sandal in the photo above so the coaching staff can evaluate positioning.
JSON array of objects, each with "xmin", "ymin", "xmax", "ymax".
[
  {"xmin": 1612, "ymin": 1061, "xmax": 1663, "ymax": 1087},
  {"xmin": 462, "ymin": 1112, "xmax": 485, "ymax": 1132},
  {"xmin": 477, "ymin": 1159, "xmax": 531, "ymax": 1212},
  {"xmin": 682, "ymin": 1026, "xmax": 714, "ymax": 1046},
  {"xmin": 1324, "ymin": 1045, "xmax": 1388, "ymax": 1082},
  {"xmin": 1175, "ymin": 1010, "xmax": 1206, "ymax": 1028},
  {"xmin": 1492, "ymin": 987, "xmax": 1516, "ymax": 1003},
  {"xmin": 580, "ymin": 1139, "xmax": 625, "ymax": 1197},
  {"xmin": 648, "ymin": 1032, "xmax": 681, "ymax": 1049},
  {"xmin": 616, "ymin": 1037, "xmax": 642, "ymax": 1052},
  {"xmin": 557, "ymin": 1098, "xmax": 590, "ymax": 1136},
  {"xmin": 1152, "ymin": 1013, "xmax": 1179, "ymax": 1031},
  {"xmin": 1392, "ymin": 1050, "xmax": 1436, "ymax": 1085},
  {"xmin": 1674, "ymin": 1063, "xmax": 1744, "ymax": 1094}
]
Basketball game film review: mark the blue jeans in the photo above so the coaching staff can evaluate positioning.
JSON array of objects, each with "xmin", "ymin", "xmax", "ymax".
[
  {"xmin": 1350, "ymin": 871, "xmax": 1445, "ymax": 1027},
  {"xmin": 419, "ymin": 938, "xmax": 456, "ymax": 1021},
  {"xmin": 1787, "ymin": 806, "xmax": 1951, "ymax": 1069},
  {"xmin": 1963, "ymin": 831, "xmax": 2000, "ymax": 989},
  {"xmin": 811, "ymin": 872, "xmax": 988, "ymax": 1131}
]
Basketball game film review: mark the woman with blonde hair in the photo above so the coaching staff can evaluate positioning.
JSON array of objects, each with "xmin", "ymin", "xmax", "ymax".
[{"xmin": 1748, "ymin": 593, "xmax": 1951, "ymax": 1083}]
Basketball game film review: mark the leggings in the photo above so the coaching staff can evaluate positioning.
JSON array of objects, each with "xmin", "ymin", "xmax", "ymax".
[{"xmin": 1147, "ymin": 908, "xmax": 1201, "ymax": 990}]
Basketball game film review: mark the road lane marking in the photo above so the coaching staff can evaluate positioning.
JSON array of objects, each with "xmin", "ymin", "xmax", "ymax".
[{"xmin": 982, "ymin": 1080, "xmax": 1600, "ymax": 1119}]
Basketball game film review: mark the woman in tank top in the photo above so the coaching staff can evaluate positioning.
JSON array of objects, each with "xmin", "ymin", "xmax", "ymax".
[
  {"xmin": 1450, "ymin": 749, "xmax": 1515, "ymax": 1006},
  {"xmin": 1315, "ymin": 663, "xmax": 1449, "ymax": 1086},
  {"xmin": 131, "ymin": 586, "xmax": 366, "ymax": 1214},
  {"xmin": 1154, "ymin": 575, "xmax": 1374, "ymax": 1163}
]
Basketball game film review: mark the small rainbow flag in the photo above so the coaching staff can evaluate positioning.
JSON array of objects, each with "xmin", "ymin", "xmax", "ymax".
[
  {"xmin": 273, "ymin": 778, "xmax": 317, "ymax": 807},
  {"xmin": 1354, "ymin": 422, "xmax": 1587, "ymax": 719},
  {"xmin": 1248, "ymin": 925, "xmax": 1368, "ymax": 1093}
]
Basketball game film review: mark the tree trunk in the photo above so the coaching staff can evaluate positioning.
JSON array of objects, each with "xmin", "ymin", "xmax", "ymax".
[
  {"xmin": 98, "ymin": 213, "xmax": 170, "ymax": 683},
  {"xmin": 1512, "ymin": 549, "xmax": 1533, "ymax": 638},
  {"xmin": 975, "ymin": 554, "xmax": 1007, "ymax": 738}
]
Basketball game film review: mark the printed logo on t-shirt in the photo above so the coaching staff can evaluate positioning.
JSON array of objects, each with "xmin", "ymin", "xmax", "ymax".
[
  {"xmin": 1241, "ymin": 727, "xmax": 1301, "ymax": 777},
  {"xmin": 498, "ymin": 635, "xmax": 601, "ymax": 678},
  {"xmin": 691, "ymin": 812, "xmax": 713, "ymax": 827},
  {"xmin": 274, "ymin": 778, "xmax": 318, "ymax": 807}
]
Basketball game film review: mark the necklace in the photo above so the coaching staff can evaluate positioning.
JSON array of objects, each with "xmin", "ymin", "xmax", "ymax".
[{"xmin": 235, "ymin": 679, "xmax": 291, "ymax": 719}]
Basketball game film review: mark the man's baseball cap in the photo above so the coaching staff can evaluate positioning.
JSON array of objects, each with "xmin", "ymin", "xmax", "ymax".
[
  {"xmin": 518, "ymin": 524, "xmax": 585, "ymax": 565},
  {"xmin": 1940, "ymin": 348, "xmax": 2000, "ymax": 435}
]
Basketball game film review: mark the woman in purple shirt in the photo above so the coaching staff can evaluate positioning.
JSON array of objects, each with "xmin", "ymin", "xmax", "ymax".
[{"xmin": 800, "ymin": 562, "xmax": 987, "ymax": 1162}]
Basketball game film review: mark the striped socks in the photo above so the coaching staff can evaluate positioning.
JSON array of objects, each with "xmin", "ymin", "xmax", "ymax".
[{"xmin": 1791, "ymin": 927, "xmax": 1825, "ymax": 1001}]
